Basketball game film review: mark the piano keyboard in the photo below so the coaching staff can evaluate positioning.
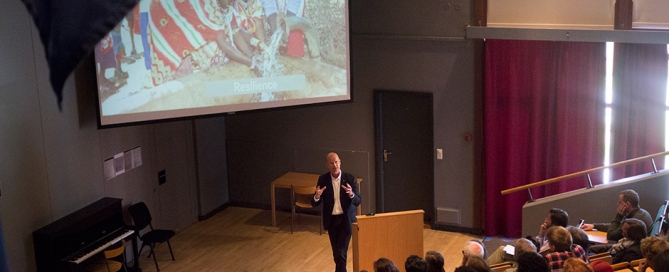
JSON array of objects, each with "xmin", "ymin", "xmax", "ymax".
[{"xmin": 68, "ymin": 229, "xmax": 134, "ymax": 264}]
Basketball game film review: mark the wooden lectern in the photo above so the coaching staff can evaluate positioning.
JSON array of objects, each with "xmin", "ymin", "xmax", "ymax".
[{"xmin": 352, "ymin": 210, "xmax": 424, "ymax": 272}]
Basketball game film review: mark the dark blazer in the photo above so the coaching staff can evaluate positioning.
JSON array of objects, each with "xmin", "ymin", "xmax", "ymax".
[{"xmin": 311, "ymin": 171, "xmax": 361, "ymax": 228}]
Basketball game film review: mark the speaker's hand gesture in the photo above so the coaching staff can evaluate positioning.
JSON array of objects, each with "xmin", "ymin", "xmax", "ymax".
[
  {"xmin": 315, "ymin": 186, "xmax": 326, "ymax": 199},
  {"xmin": 342, "ymin": 183, "xmax": 353, "ymax": 198}
]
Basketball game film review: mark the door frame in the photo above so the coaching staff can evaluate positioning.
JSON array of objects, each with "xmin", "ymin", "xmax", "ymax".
[{"xmin": 373, "ymin": 90, "xmax": 434, "ymax": 218}]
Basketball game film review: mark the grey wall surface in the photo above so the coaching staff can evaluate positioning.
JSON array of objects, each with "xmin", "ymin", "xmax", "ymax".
[
  {"xmin": 522, "ymin": 171, "xmax": 669, "ymax": 237},
  {"xmin": 195, "ymin": 116, "xmax": 230, "ymax": 216},
  {"xmin": 0, "ymin": 3, "xmax": 228, "ymax": 271},
  {"xmin": 225, "ymin": 1, "xmax": 483, "ymax": 230}
]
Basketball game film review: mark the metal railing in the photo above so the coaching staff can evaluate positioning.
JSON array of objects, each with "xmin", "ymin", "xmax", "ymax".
[{"xmin": 501, "ymin": 150, "xmax": 669, "ymax": 202}]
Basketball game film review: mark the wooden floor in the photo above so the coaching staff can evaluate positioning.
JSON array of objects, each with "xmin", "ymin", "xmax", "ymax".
[{"xmin": 135, "ymin": 207, "xmax": 481, "ymax": 272}]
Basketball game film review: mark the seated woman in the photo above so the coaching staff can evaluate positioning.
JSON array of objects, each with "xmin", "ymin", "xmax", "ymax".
[{"xmin": 610, "ymin": 218, "xmax": 647, "ymax": 263}]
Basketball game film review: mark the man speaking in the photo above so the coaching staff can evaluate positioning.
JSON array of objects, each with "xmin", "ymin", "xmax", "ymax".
[{"xmin": 312, "ymin": 152, "xmax": 361, "ymax": 272}]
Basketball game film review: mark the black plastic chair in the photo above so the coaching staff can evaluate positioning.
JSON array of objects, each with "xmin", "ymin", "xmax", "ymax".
[{"xmin": 128, "ymin": 202, "xmax": 175, "ymax": 271}]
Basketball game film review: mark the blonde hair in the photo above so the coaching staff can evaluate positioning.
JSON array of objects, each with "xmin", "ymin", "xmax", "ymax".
[
  {"xmin": 641, "ymin": 236, "xmax": 669, "ymax": 266},
  {"xmin": 546, "ymin": 226, "xmax": 572, "ymax": 252},
  {"xmin": 563, "ymin": 258, "xmax": 593, "ymax": 272}
]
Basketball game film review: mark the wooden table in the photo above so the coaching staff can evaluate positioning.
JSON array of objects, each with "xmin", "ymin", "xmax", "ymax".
[
  {"xmin": 271, "ymin": 172, "xmax": 362, "ymax": 227},
  {"xmin": 586, "ymin": 230, "xmax": 609, "ymax": 244}
]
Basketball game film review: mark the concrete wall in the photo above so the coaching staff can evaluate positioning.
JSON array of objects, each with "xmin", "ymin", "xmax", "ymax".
[
  {"xmin": 522, "ymin": 171, "xmax": 669, "ymax": 237},
  {"xmin": 195, "ymin": 116, "xmax": 229, "ymax": 216},
  {"xmin": 0, "ymin": 2, "xmax": 229, "ymax": 270}
]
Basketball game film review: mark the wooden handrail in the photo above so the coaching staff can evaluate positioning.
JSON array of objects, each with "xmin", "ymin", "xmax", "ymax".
[{"xmin": 501, "ymin": 150, "xmax": 669, "ymax": 195}]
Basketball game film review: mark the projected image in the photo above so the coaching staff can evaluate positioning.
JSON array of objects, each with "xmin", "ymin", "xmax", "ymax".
[{"xmin": 94, "ymin": 0, "xmax": 349, "ymax": 125}]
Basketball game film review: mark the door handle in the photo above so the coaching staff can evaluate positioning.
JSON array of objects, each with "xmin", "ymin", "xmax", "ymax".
[{"xmin": 383, "ymin": 150, "xmax": 392, "ymax": 162}]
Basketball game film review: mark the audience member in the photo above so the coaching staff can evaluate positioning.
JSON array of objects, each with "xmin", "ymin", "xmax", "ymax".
[
  {"xmin": 465, "ymin": 256, "xmax": 489, "ymax": 272},
  {"xmin": 488, "ymin": 208, "xmax": 568, "ymax": 265},
  {"xmin": 544, "ymin": 226, "xmax": 589, "ymax": 271},
  {"xmin": 516, "ymin": 252, "xmax": 550, "ymax": 272},
  {"xmin": 514, "ymin": 238, "xmax": 538, "ymax": 257},
  {"xmin": 562, "ymin": 257, "xmax": 593, "ymax": 272},
  {"xmin": 589, "ymin": 260, "xmax": 613, "ymax": 272},
  {"xmin": 424, "ymin": 251, "xmax": 445, "ymax": 272},
  {"xmin": 580, "ymin": 189, "xmax": 653, "ymax": 241},
  {"xmin": 405, "ymin": 255, "xmax": 428, "ymax": 272},
  {"xmin": 454, "ymin": 266, "xmax": 476, "ymax": 272},
  {"xmin": 610, "ymin": 218, "xmax": 646, "ymax": 263},
  {"xmin": 638, "ymin": 236, "xmax": 669, "ymax": 272},
  {"xmin": 462, "ymin": 240, "xmax": 486, "ymax": 266},
  {"xmin": 501, "ymin": 238, "xmax": 538, "ymax": 272},
  {"xmin": 525, "ymin": 235, "xmax": 541, "ymax": 250},
  {"xmin": 651, "ymin": 249, "xmax": 669, "ymax": 272},
  {"xmin": 374, "ymin": 257, "xmax": 400, "ymax": 272},
  {"xmin": 537, "ymin": 208, "xmax": 570, "ymax": 254},
  {"xmin": 567, "ymin": 226, "xmax": 590, "ymax": 253},
  {"xmin": 488, "ymin": 237, "xmax": 538, "ymax": 265}
]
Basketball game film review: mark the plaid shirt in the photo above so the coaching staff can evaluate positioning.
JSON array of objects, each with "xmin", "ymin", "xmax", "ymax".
[{"xmin": 544, "ymin": 244, "xmax": 589, "ymax": 271}]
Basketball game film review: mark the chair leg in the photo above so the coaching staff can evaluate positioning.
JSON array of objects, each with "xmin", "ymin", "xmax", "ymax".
[
  {"xmin": 166, "ymin": 239, "xmax": 175, "ymax": 261},
  {"xmin": 138, "ymin": 242, "xmax": 147, "ymax": 258},
  {"xmin": 319, "ymin": 207, "xmax": 322, "ymax": 235},
  {"xmin": 291, "ymin": 191, "xmax": 295, "ymax": 234},
  {"xmin": 145, "ymin": 241, "xmax": 153, "ymax": 258},
  {"xmin": 149, "ymin": 243, "xmax": 160, "ymax": 271},
  {"xmin": 122, "ymin": 251, "xmax": 129, "ymax": 272}
]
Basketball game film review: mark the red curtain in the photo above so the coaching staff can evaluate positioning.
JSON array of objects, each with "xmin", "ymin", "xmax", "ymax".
[
  {"xmin": 611, "ymin": 43, "xmax": 668, "ymax": 180},
  {"xmin": 484, "ymin": 40, "xmax": 606, "ymax": 237}
]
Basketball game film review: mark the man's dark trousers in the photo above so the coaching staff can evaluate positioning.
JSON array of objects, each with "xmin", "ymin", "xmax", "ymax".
[{"xmin": 328, "ymin": 214, "xmax": 351, "ymax": 272}]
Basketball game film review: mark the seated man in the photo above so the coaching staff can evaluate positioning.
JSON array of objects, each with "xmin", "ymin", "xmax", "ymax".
[
  {"xmin": 374, "ymin": 257, "xmax": 400, "ymax": 272},
  {"xmin": 424, "ymin": 251, "xmax": 445, "ymax": 272},
  {"xmin": 405, "ymin": 255, "xmax": 428, "ymax": 272},
  {"xmin": 638, "ymin": 236, "xmax": 669, "ymax": 272},
  {"xmin": 488, "ymin": 208, "xmax": 569, "ymax": 265},
  {"xmin": 544, "ymin": 226, "xmax": 589, "ymax": 271},
  {"xmin": 498, "ymin": 238, "xmax": 537, "ymax": 272},
  {"xmin": 464, "ymin": 256, "xmax": 490, "ymax": 272},
  {"xmin": 516, "ymin": 252, "xmax": 550, "ymax": 272},
  {"xmin": 461, "ymin": 240, "xmax": 486, "ymax": 267},
  {"xmin": 537, "ymin": 208, "xmax": 570, "ymax": 254},
  {"xmin": 566, "ymin": 226, "xmax": 590, "ymax": 253},
  {"xmin": 580, "ymin": 189, "xmax": 653, "ymax": 241}
]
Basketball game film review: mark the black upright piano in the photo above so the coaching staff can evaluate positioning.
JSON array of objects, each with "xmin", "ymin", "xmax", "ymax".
[{"xmin": 33, "ymin": 197, "xmax": 137, "ymax": 272}]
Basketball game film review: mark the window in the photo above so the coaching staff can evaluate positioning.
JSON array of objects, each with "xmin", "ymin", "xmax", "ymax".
[
  {"xmin": 603, "ymin": 42, "xmax": 614, "ymax": 183},
  {"xmin": 603, "ymin": 43, "xmax": 669, "ymax": 183}
]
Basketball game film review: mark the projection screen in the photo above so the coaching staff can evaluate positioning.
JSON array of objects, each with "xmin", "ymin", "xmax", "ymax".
[{"xmin": 94, "ymin": 0, "xmax": 350, "ymax": 126}]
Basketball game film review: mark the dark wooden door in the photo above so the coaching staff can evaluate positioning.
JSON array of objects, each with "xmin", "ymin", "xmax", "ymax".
[{"xmin": 375, "ymin": 90, "xmax": 434, "ymax": 222}]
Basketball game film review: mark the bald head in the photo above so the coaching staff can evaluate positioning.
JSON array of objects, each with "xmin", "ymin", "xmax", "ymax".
[
  {"xmin": 463, "ymin": 240, "xmax": 485, "ymax": 258},
  {"xmin": 514, "ymin": 238, "xmax": 537, "ymax": 260},
  {"xmin": 326, "ymin": 152, "xmax": 341, "ymax": 177}
]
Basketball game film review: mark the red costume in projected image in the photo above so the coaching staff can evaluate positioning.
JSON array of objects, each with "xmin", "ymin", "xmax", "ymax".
[
  {"xmin": 149, "ymin": 0, "xmax": 244, "ymax": 85},
  {"xmin": 228, "ymin": 0, "xmax": 267, "ymax": 61}
]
